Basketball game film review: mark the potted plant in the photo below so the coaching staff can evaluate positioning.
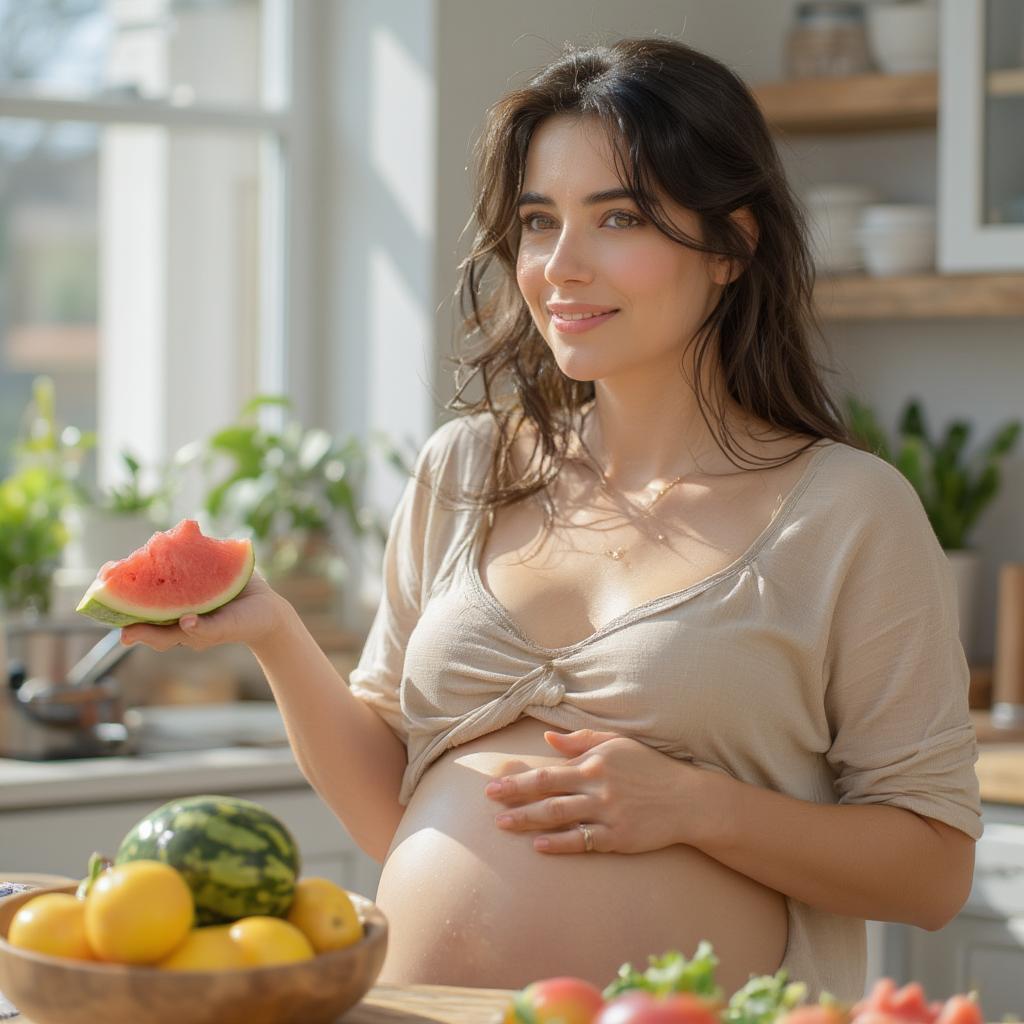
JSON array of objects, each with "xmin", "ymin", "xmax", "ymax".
[
  {"xmin": 0, "ymin": 464, "xmax": 69, "ymax": 616},
  {"xmin": 61, "ymin": 449, "xmax": 178, "ymax": 576},
  {"xmin": 178, "ymin": 395, "xmax": 399, "ymax": 619},
  {"xmin": 0, "ymin": 378, "xmax": 90, "ymax": 616},
  {"xmin": 844, "ymin": 393, "xmax": 1022, "ymax": 660}
]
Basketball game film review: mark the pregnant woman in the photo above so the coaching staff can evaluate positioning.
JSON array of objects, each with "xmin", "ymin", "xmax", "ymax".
[{"xmin": 123, "ymin": 37, "xmax": 980, "ymax": 1001}]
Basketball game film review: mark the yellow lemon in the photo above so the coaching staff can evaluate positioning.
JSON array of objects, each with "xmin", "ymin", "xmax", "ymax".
[
  {"xmin": 85, "ymin": 860, "xmax": 194, "ymax": 964},
  {"xmin": 228, "ymin": 916, "xmax": 314, "ymax": 966},
  {"xmin": 7, "ymin": 892, "xmax": 94, "ymax": 961},
  {"xmin": 157, "ymin": 926, "xmax": 248, "ymax": 971},
  {"xmin": 286, "ymin": 877, "xmax": 364, "ymax": 953}
]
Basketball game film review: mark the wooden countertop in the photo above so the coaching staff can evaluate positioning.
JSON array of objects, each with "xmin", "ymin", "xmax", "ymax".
[
  {"xmin": 12, "ymin": 983, "xmax": 515, "ymax": 1024},
  {"xmin": 974, "ymin": 708, "xmax": 1024, "ymax": 806},
  {"xmin": 349, "ymin": 984, "xmax": 514, "ymax": 1024},
  {"xmin": 975, "ymin": 743, "xmax": 1024, "ymax": 806}
]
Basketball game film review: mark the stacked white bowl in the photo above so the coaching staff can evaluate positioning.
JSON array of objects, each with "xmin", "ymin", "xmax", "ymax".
[
  {"xmin": 803, "ymin": 183, "xmax": 880, "ymax": 274},
  {"xmin": 855, "ymin": 203, "xmax": 936, "ymax": 276},
  {"xmin": 866, "ymin": 0, "xmax": 939, "ymax": 73}
]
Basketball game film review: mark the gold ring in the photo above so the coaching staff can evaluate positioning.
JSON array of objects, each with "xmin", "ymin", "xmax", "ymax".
[{"xmin": 577, "ymin": 822, "xmax": 595, "ymax": 852}]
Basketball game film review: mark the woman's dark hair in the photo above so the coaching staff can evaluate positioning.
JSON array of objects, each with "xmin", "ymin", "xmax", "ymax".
[{"xmin": 442, "ymin": 36, "xmax": 864, "ymax": 525}]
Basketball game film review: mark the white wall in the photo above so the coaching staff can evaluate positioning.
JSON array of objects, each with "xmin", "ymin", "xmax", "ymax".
[
  {"xmin": 322, "ymin": 0, "xmax": 438, "ymax": 623},
  {"xmin": 322, "ymin": 0, "xmax": 1021, "ymax": 663}
]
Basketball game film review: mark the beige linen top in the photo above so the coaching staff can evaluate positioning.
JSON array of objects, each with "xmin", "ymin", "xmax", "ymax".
[{"xmin": 348, "ymin": 410, "xmax": 982, "ymax": 1003}]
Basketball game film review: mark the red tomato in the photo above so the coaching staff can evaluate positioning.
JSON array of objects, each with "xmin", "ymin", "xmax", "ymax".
[
  {"xmin": 511, "ymin": 977, "xmax": 606, "ymax": 1024},
  {"xmin": 778, "ymin": 1006, "xmax": 849, "ymax": 1024},
  {"xmin": 933, "ymin": 996, "xmax": 983, "ymax": 1024},
  {"xmin": 850, "ymin": 980, "xmax": 942, "ymax": 1024},
  {"xmin": 849, "ymin": 1014, "xmax": 909, "ymax": 1024},
  {"xmin": 594, "ymin": 991, "xmax": 720, "ymax": 1024}
]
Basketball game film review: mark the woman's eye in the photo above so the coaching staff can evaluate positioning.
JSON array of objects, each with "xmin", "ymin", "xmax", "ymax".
[
  {"xmin": 518, "ymin": 210, "xmax": 644, "ymax": 232},
  {"xmin": 605, "ymin": 211, "xmax": 643, "ymax": 229},
  {"xmin": 519, "ymin": 213, "xmax": 554, "ymax": 231}
]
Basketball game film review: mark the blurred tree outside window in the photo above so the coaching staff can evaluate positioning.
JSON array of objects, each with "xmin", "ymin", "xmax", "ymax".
[{"xmin": 0, "ymin": 0, "xmax": 296, "ymax": 505}]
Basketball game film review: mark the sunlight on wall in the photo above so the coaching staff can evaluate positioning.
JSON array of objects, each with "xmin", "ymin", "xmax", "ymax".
[
  {"xmin": 370, "ymin": 25, "xmax": 434, "ymax": 243},
  {"xmin": 98, "ymin": 125, "xmax": 167, "ymax": 491},
  {"xmin": 369, "ymin": 243, "xmax": 433, "ymax": 410}
]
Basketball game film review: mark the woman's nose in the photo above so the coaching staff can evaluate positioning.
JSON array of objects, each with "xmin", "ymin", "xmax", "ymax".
[{"xmin": 544, "ymin": 228, "xmax": 594, "ymax": 286}]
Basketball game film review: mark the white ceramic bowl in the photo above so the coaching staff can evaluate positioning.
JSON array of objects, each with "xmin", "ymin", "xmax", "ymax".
[
  {"xmin": 866, "ymin": 1, "xmax": 939, "ymax": 74},
  {"xmin": 860, "ymin": 203, "xmax": 936, "ymax": 229},
  {"xmin": 855, "ymin": 223, "xmax": 936, "ymax": 276}
]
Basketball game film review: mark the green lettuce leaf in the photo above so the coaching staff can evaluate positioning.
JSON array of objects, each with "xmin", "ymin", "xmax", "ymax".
[
  {"xmin": 602, "ymin": 942, "xmax": 724, "ymax": 1002},
  {"xmin": 723, "ymin": 969, "xmax": 808, "ymax": 1024}
]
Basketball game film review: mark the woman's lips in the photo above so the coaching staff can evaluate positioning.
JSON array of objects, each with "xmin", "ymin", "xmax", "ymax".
[{"xmin": 549, "ymin": 310, "xmax": 619, "ymax": 334}]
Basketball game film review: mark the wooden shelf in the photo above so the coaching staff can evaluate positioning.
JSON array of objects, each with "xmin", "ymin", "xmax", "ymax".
[
  {"xmin": 752, "ymin": 70, "xmax": 937, "ymax": 134},
  {"xmin": 815, "ymin": 271, "xmax": 1024, "ymax": 320},
  {"xmin": 988, "ymin": 67, "xmax": 1024, "ymax": 98}
]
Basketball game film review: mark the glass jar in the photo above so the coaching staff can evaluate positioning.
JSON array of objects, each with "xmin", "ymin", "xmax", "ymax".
[{"xmin": 785, "ymin": 1, "xmax": 874, "ymax": 79}]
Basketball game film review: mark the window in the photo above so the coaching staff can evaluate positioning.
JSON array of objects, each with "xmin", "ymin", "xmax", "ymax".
[{"xmin": 0, "ymin": 0, "xmax": 313, "ymax": 493}]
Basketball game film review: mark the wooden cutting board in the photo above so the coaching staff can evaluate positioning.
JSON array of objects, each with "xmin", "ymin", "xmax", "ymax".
[{"xmin": 347, "ymin": 984, "xmax": 514, "ymax": 1024}]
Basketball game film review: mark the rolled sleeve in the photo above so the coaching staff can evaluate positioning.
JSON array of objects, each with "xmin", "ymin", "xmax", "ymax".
[{"xmin": 823, "ymin": 464, "xmax": 982, "ymax": 840}]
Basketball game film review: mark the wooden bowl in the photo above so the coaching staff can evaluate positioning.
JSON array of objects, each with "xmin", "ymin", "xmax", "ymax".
[{"xmin": 0, "ymin": 884, "xmax": 388, "ymax": 1024}]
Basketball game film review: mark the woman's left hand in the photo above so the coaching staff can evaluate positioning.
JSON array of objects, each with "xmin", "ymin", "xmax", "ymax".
[{"xmin": 484, "ymin": 728, "xmax": 702, "ymax": 855}]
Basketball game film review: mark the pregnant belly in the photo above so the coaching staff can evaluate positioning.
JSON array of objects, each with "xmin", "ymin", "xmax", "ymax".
[{"xmin": 374, "ymin": 717, "xmax": 788, "ymax": 991}]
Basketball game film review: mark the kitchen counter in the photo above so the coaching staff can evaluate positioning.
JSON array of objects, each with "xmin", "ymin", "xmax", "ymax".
[
  {"xmin": 0, "ymin": 746, "xmax": 304, "ymax": 812},
  {"xmin": 327, "ymin": 984, "xmax": 513, "ymax": 1024},
  {"xmin": 975, "ymin": 743, "xmax": 1024, "ymax": 808},
  {"xmin": 3, "ymin": 736, "xmax": 1024, "ymax": 811},
  {"xmin": 7, "ymin": 979, "xmax": 1011, "ymax": 1024}
]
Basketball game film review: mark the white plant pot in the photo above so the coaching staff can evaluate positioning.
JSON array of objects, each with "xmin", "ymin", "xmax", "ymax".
[
  {"xmin": 62, "ymin": 506, "xmax": 157, "ymax": 575},
  {"xmin": 945, "ymin": 548, "xmax": 982, "ymax": 663}
]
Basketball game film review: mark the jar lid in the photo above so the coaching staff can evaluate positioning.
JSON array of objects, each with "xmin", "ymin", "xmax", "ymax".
[
  {"xmin": 803, "ymin": 183, "xmax": 879, "ymax": 206},
  {"xmin": 794, "ymin": 1, "xmax": 866, "ymax": 25}
]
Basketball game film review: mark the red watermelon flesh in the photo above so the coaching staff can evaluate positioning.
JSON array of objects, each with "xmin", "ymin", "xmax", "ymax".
[{"xmin": 76, "ymin": 519, "xmax": 255, "ymax": 627}]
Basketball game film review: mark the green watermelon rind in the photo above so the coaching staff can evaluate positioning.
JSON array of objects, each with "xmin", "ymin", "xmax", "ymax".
[
  {"xmin": 75, "ymin": 541, "xmax": 255, "ymax": 626},
  {"xmin": 114, "ymin": 794, "xmax": 301, "ymax": 926}
]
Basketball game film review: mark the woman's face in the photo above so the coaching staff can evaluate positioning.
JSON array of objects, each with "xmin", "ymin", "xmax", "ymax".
[{"xmin": 515, "ymin": 114, "xmax": 727, "ymax": 386}]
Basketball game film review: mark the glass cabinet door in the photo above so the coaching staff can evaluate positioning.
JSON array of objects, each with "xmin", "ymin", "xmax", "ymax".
[
  {"xmin": 983, "ymin": 0, "xmax": 1024, "ymax": 227},
  {"xmin": 939, "ymin": 0, "xmax": 1024, "ymax": 271}
]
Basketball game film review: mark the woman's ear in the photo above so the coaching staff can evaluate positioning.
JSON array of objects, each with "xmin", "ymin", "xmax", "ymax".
[{"xmin": 710, "ymin": 207, "xmax": 759, "ymax": 287}]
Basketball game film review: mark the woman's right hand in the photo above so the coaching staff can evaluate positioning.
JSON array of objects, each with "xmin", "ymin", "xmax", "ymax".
[{"xmin": 120, "ymin": 572, "xmax": 292, "ymax": 654}]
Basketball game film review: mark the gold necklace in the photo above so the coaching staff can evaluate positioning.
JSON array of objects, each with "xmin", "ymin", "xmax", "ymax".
[{"xmin": 596, "ymin": 471, "xmax": 686, "ymax": 564}]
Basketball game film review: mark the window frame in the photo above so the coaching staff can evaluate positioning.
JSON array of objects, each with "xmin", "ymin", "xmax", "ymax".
[{"xmin": 0, "ymin": 0, "xmax": 320, "ymax": 482}]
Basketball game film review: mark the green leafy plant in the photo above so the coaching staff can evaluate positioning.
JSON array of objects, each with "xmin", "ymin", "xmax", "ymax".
[
  {"xmin": 0, "ymin": 377, "xmax": 90, "ymax": 613},
  {"xmin": 180, "ymin": 395, "xmax": 408, "ymax": 580},
  {"xmin": 844, "ymin": 394, "xmax": 1022, "ymax": 551},
  {"xmin": 0, "ymin": 464, "xmax": 69, "ymax": 614},
  {"xmin": 94, "ymin": 449, "xmax": 175, "ymax": 520}
]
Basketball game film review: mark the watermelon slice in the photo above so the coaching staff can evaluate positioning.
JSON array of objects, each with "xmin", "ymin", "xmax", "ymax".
[{"xmin": 76, "ymin": 519, "xmax": 255, "ymax": 627}]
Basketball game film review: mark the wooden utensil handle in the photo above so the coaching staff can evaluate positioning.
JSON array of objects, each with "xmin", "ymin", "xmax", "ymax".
[{"xmin": 993, "ymin": 563, "xmax": 1024, "ymax": 708}]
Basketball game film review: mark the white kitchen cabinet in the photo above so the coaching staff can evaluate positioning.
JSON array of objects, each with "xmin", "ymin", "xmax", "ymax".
[
  {"xmin": 901, "ymin": 912, "xmax": 1024, "ymax": 1013},
  {"xmin": 939, "ymin": 0, "xmax": 1024, "ymax": 271},
  {"xmin": 0, "ymin": 786, "xmax": 383, "ymax": 902},
  {"xmin": 870, "ymin": 810, "xmax": 1024, "ymax": 1017}
]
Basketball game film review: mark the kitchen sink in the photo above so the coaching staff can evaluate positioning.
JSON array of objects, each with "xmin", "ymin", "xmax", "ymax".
[{"xmin": 123, "ymin": 701, "xmax": 289, "ymax": 755}]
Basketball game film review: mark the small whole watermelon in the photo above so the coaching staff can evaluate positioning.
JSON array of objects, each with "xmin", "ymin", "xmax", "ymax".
[{"xmin": 115, "ymin": 794, "xmax": 300, "ymax": 925}]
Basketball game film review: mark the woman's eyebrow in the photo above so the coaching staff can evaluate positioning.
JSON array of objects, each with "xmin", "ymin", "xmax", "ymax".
[{"xmin": 516, "ymin": 187, "xmax": 640, "ymax": 208}]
